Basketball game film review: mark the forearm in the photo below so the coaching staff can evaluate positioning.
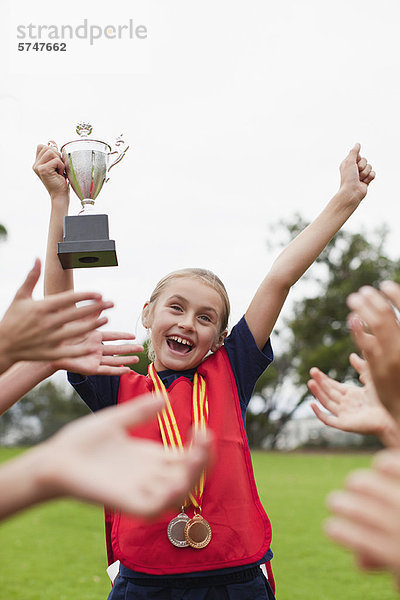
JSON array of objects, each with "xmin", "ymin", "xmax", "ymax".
[
  {"xmin": 246, "ymin": 189, "xmax": 360, "ymax": 347},
  {"xmin": 268, "ymin": 189, "xmax": 359, "ymax": 288},
  {"xmin": 0, "ymin": 444, "xmax": 59, "ymax": 521},
  {"xmin": 44, "ymin": 194, "xmax": 74, "ymax": 295},
  {"xmin": 0, "ymin": 333, "xmax": 13, "ymax": 375},
  {"xmin": 0, "ymin": 361, "xmax": 56, "ymax": 415}
]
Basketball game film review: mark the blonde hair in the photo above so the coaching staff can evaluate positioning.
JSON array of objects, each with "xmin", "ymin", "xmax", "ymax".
[{"xmin": 144, "ymin": 268, "xmax": 230, "ymax": 361}]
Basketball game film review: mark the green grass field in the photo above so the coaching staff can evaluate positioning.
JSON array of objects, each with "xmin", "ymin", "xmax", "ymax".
[{"xmin": 0, "ymin": 448, "xmax": 397, "ymax": 599}]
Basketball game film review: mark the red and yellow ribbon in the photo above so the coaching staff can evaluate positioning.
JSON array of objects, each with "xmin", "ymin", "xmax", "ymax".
[{"xmin": 149, "ymin": 363, "xmax": 208, "ymax": 509}]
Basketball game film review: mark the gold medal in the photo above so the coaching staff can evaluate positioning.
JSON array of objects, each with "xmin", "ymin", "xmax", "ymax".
[
  {"xmin": 167, "ymin": 509, "xmax": 190, "ymax": 548},
  {"xmin": 184, "ymin": 513, "xmax": 212, "ymax": 549}
]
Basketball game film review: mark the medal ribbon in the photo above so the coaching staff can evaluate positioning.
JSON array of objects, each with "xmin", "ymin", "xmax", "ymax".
[{"xmin": 149, "ymin": 363, "xmax": 208, "ymax": 509}]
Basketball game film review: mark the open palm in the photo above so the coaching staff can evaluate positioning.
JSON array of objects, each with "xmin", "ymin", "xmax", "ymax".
[{"xmin": 308, "ymin": 354, "xmax": 393, "ymax": 437}]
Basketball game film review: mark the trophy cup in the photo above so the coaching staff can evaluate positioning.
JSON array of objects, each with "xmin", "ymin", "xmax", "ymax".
[{"xmin": 55, "ymin": 122, "xmax": 129, "ymax": 269}]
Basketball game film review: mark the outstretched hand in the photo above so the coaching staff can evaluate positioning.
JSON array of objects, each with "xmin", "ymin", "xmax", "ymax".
[
  {"xmin": 325, "ymin": 448, "xmax": 400, "ymax": 583},
  {"xmin": 308, "ymin": 354, "xmax": 400, "ymax": 445},
  {"xmin": 53, "ymin": 330, "xmax": 144, "ymax": 376},
  {"xmin": 36, "ymin": 394, "xmax": 213, "ymax": 518},
  {"xmin": 0, "ymin": 259, "xmax": 113, "ymax": 374},
  {"xmin": 338, "ymin": 143, "xmax": 375, "ymax": 204},
  {"xmin": 347, "ymin": 281, "xmax": 400, "ymax": 423}
]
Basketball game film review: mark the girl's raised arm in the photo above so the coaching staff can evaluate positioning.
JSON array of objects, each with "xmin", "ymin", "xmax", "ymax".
[{"xmin": 245, "ymin": 144, "xmax": 375, "ymax": 349}]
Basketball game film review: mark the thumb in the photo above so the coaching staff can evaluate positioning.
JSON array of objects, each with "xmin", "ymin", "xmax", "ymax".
[
  {"xmin": 348, "ymin": 143, "xmax": 361, "ymax": 160},
  {"xmin": 349, "ymin": 352, "xmax": 366, "ymax": 373},
  {"xmin": 349, "ymin": 352, "xmax": 372, "ymax": 386},
  {"xmin": 14, "ymin": 258, "xmax": 41, "ymax": 300},
  {"xmin": 349, "ymin": 352, "xmax": 366, "ymax": 375}
]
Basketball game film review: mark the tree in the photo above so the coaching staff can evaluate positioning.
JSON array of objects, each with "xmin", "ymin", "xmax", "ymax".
[
  {"xmin": 0, "ymin": 381, "xmax": 90, "ymax": 446},
  {"xmin": 286, "ymin": 221, "xmax": 400, "ymax": 385},
  {"xmin": 247, "ymin": 217, "xmax": 400, "ymax": 448},
  {"xmin": 130, "ymin": 340, "xmax": 151, "ymax": 375},
  {"xmin": 0, "ymin": 224, "xmax": 7, "ymax": 242}
]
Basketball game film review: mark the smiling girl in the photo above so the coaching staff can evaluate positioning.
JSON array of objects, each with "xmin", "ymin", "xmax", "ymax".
[{"xmin": 34, "ymin": 142, "xmax": 375, "ymax": 600}]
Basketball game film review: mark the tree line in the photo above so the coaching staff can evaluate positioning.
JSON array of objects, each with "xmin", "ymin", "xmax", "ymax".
[{"xmin": 1, "ymin": 219, "xmax": 399, "ymax": 447}]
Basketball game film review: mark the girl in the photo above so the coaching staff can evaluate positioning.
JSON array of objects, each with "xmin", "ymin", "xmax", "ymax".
[{"xmin": 34, "ymin": 142, "xmax": 375, "ymax": 600}]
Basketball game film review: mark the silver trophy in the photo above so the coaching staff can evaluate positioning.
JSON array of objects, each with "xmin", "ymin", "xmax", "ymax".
[{"xmin": 55, "ymin": 122, "xmax": 129, "ymax": 269}]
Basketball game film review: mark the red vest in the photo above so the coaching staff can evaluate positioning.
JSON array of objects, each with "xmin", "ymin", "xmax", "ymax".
[{"xmin": 110, "ymin": 347, "xmax": 272, "ymax": 575}]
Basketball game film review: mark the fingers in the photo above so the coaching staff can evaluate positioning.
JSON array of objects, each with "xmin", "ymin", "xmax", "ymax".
[
  {"xmin": 48, "ymin": 315, "xmax": 109, "ymax": 344},
  {"xmin": 44, "ymin": 289, "xmax": 103, "ymax": 311},
  {"xmin": 324, "ymin": 514, "xmax": 398, "ymax": 569},
  {"xmin": 362, "ymin": 170, "xmax": 375, "ymax": 185},
  {"xmin": 35, "ymin": 143, "xmax": 47, "ymax": 159},
  {"xmin": 100, "ymin": 331, "xmax": 137, "ymax": 342},
  {"xmin": 13, "ymin": 259, "xmax": 41, "ymax": 300},
  {"xmin": 101, "ymin": 343, "xmax": 144, "ymax": 356},
  {"xmin": 348, "ymin": 286, "xmax": 395, "ymax": 334},
  {"xmin": 357, "ymin": 156, "xmax": 367, "ymax": 172},
  {"xmin": 327, "ymin": 486, "xmax": 389, "ymax": 532},
  {"xmin": 37, "ymin": 335, "xmax": 100, "ymax": 360},
  {"xmin": 357, "ymin": 152, "xmax": 375, "ymax": 183},
  {"xmin": 47, "ymin": 339, "xmax": 100, "ymax": 360},
  {"xmin": 355, "ymin": 552, "xmax": 386, "ymax": 571},
  {"xmin": 347, "ymin": 287, "xmax": 398, "ymax": 358},
  {"xmin": 307, "ymin": 373, "xmax": 343, "ymax": 423},
  {"xmin": 343, "ymin": 144, "xmax": 374, "ymax": 185},
  {"xmin": 48, "ymin": 299, "xmax": 113, "ymax": 330},
  {"xmin": 339, "ymin": 143, "xmax": 375, "ymax": 199},
  {"xmin": 308, "ymin": 367, "xmax": 344, "ymax": 405},
  {"xmin": 348, "ymin": 352, "xmax": 364, "ymax": 372},
  {"xmin": 349, "ymin": 352, "xmax": 367, "ymax": 376},
  {"xmin": 308, "ymin": 378, "xmax": 338, "ymax": 414},
  {"xmin": 374, "ymin": 449, "xmax": 400, "ymax": 478},
  {"xmin": 324, "ymin": 452, "xmax": 400, "ymax": 575},
  {"xmin": 34, "ymin": 156, "xmax": 66, "ymax": 179},
  {"xmin": 37, "ymin": 317, "xmax": 107, "ymax": 351},
  {"xmin": 380, "ymin": 280, "xmax": 400, "ymax": 311},
  {"xmin": 35, "ymin": 144, "xmax": 60, "ymax": 160},
  {"xmin": 310, "ymin": 402, "xmax": 340, "ymax": 429},
  {"xmin": 100, "ymin": 355, "xmax": 140, "ymax": 367},
  {"xmin": 34, "ymin": 144, "xmax": 61, "ymax": 164},
  {"xmin": 344, "ymin": 468, "xmax": 400, "ymax": 508},
  {"xmin": 360, "ymin": 164, "xmax": 375, "ymax": 183},
  {"xmin": 349, "ymin": 352, "xmax": 372, "ymax": 386},
  {"xmin": 95, "ymin": 365, "xmax": 133, "ymax": 376},
  {"xmin": 33, "ymin": 145, "xmax": 66, "ymax": 182},
  {"xmin": 348, "ymin": 316, "xmax": 375, "ymax": 359}
]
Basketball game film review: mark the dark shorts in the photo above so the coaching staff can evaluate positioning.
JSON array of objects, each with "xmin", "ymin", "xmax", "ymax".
[{"xmin": 107, "ymin": 565, "xmax": 276, "ymax": 600}]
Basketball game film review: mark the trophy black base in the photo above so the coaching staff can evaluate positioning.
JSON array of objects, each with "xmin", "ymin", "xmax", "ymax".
[{"xmin": 57, "ymin": 214, "xmax": 118, "ymax": 270}]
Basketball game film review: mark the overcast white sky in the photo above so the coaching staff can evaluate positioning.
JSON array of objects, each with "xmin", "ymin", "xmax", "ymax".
[{"xmin": 1, "ymin": 1, "xmax": 400, "ymax": 386}]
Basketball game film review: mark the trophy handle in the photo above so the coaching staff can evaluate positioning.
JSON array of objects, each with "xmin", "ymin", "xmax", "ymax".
[
  {"xmin": 106, "ymin": 135, "xmax": 129, "ymax": 181},
  {"xmin": 47, "ymin": 140, "xmax": 59, "ymax": 151}
]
